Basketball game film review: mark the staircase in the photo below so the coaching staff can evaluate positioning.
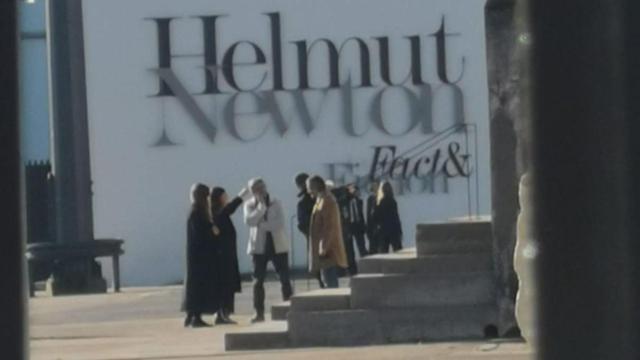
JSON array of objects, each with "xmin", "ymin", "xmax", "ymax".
[{"xmin": 225, "ymin": 220, "xmax": 498, "ymax": 350}]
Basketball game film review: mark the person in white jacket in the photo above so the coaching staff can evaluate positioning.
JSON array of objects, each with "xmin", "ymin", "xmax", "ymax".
[{"xmin": 244, "ymin": 178, "xmax": 293, "ymax": 323}]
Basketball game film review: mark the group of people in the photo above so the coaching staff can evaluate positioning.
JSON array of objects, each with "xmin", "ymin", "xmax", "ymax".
[
  {"xmin": 181, "ymin": 175, "xmax": 403, "ymax": 328},
  {"xmin": 295, "ymin": 175, "xmax": 404, "ymax": 282}
]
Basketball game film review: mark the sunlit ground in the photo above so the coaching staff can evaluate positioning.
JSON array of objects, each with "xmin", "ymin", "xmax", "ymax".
[{"xmin": 29, "ymin": 280, "xmax": 532, "ymax": 360}]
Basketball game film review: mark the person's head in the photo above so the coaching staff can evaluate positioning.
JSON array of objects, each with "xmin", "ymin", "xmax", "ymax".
[
  {"xmin": 325, "ymin": 179, "xmax": 336, "ymax": 191},
  {"xmin": 368, "ymin": 181, "xmax": 379, "ymax": 194},
  {"xmin": 347, "ymin": 183, "xmax": 359, "ymax": 196},
  {"xmin": 190, "ymin": 183, "xmax": 211, "ymax": 219},
  {"xmin": 295, "ymin": 173, "xmax": 310, "ymax": 192},
  {"xmin": 376, "ymin": 181, "xmax": 394, "ymax": 204},
  {"xmin": 209, "ymin": 187, "xmax": 228, "ymax": 215},
  {"xmin": 307, "ymin": 176, "xmax": 326, "ymax": 198},
  {"xmin": 248, "ymin": 178, "xmax": 267, "ymax": 198}
]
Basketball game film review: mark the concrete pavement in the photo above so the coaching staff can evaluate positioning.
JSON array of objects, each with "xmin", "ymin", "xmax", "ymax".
[{"xmin": 29, "ymin": 280, "xmax": 534, "ymax": 360}]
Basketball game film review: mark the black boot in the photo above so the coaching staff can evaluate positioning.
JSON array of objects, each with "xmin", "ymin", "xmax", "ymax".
[
  {"xmin": 223, "ymin": 309, "xmax": 238, "ymax": 324},
  {"xmin": 215, "ymin": 310, "xmax": 237, "ymax": 325},
  {"xmin": 184, "ymin": 313, "xmax": 194, "ymax": 328},
  {"xmin": 190, "ymin": 315, "xmax": 212, "ymax": 328},
  {"xmin": 251, "ymin": 312, "xmax": 265, "ymax": 324},
  {"xmin": 316, "ymin": 273, "xmax": 326, "ymax": 289}
]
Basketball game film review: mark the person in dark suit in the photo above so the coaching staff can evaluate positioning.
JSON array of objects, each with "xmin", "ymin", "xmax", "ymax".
[
  {"xmin": 330, "ymin": 183, "xmax": 355, "ymax": 275},
  {"xmin": 182, "ymin": 183, "xmax": 219, "ymax": 328},
  {"xmin": 209, "ymin": 186, "xmax": 250, "ymax": 325},
  {"xmin": 295, "ymin": 173, "xmax": 325, "ymax": 288},
  {"xmin": 347, "ymin": 184, "xmax": 368, "ymax": 258},
  {"xmin": 365, "ymin": 181, "xmax": 379, "ymax": 254},
  {"xmin": 372, "ymin": 181, "xmax": 403, "ymax": 253}
]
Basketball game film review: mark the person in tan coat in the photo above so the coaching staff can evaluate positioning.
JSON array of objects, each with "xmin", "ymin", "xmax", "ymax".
[{"xmin": 307, "ymin": 176, "xmax": 348, "ymax": 288}]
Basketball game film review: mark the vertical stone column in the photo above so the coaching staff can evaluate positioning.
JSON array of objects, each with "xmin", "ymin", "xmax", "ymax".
[
  {"xmin": 47, "ymin": 0, "xmax": 93, "ymax": 244},
  {"xmin": 0, "ymin": 1, "xmax": 28, "ymax": 358},
  {"xmin": 485, "ymin": 0, "xmax": 530, "ymax": 336},
  {"xmin": 529, "ymin": 0, "xmax": 640, "ymax": 357},
  {"xmin": 46, "ymin": 0, "xmax": 105, "ymax": 294}
]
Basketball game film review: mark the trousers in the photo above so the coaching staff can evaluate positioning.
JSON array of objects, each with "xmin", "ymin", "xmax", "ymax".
[
  {"xmin": 252, "ymin": 233, "xmax": 293, "ymax": 314},
  {"xmin": 321, "ymin": 266, "xmax": 340, "ymax": 288}
]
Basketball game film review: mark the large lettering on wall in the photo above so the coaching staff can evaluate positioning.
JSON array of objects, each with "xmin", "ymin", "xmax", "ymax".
[{"xmin": 147, "ymin": 13, "xmax": 466, "ymax": 146}]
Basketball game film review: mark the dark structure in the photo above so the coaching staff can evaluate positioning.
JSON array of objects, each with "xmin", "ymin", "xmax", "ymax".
[
  {"xmin": 24, "ymin": 161, "xmax": 55, "ymax": 290},
  {"xmin": 529, "ymin": 0, "xmax": 640, "ymax": 358},
  {"xmin": 485, "ymin": 0, "xmax": 526, "ymax": 335},
  {"xmin": 40, "ymin": 0, "xmax": 118, "ymax": 295},
  {"xmin": 48, "ymin": 0, "xmax": 93, "ymax": 246},
  {"xmin": 24, "ymin": 161, "xmax": 54, "ymax": 247},
  {"xmin": 26, "ymin": 239, "xmax": 124, "ymax": 296},
  {"xmin": 0, "ymin": 1, "xmax": 27, "ymax": 358}
]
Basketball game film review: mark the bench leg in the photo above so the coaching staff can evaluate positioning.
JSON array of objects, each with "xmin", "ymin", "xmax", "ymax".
[
  {"xmin": 28, "ymin": 261, "xmax": 35, "ymax": 298},
  {"xmin": 112, "ymin": 255, "xmax": 121, "ymax": 293}
]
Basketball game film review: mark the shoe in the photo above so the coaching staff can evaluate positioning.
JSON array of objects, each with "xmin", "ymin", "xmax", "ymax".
[
  {"xmin": 215, "ymin": 315, "xmax": 237, "ymax": 325},
  {"xmin": 183, "ymin": 315, "xmax": 193, "ymax": 328},
  {"xmin": 250, "ymin": 314, "xmax": 265, "ymax": 323},
  {"xmin": 224, "ymin": 317, "xmax": 238, "ymax": 325},
  {"xmin": 190, "ymin": 318, "xmax": 212, "ymax": 328},
  {"xmin": 223, "ymin": 310, "xmax": 238, "ymax": 324}
]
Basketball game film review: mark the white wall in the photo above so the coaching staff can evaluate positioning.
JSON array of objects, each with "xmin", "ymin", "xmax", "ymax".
[{"xmin": 82, "ymin": 0, "xmax": 491, "ymax": 286}]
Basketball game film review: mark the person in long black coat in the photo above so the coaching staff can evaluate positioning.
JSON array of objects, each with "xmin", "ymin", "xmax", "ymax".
[
  {"xmin": 182, "ymin": 183, "xmax": 219, "ymax": 328},
  {"xmin": 365, "ymin": 181, "xmax": 379, "ymax": 254},
  {"xmin": 346, "ymin": 184, "xmax": 368, "ymax": 257},
  {"xmin": 372, "ymin": 181, "xmax": 403, "ymax": 253},
  {"xmin": 295, "ymin": 173, "xmax": 325, "ymax": 288},
  {"xmin": 209, "ymin": 186, "xmax": 249, "ymax": 324}
]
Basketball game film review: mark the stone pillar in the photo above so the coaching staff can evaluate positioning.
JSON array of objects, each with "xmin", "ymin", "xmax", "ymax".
[
  {"xmin": 0, "ymin": 1, "xmax": 28, "ymax": 358},
  {"xmin": 529, "ymin": 0, "xmax": 640, "ymax": 357},
  {"xmin": 46, "ymin": 0, "xmax": 105, "ymax": 294},
  {"xmin": 485, "ymin": 0, "xmax": 530, "ymax": 336}
]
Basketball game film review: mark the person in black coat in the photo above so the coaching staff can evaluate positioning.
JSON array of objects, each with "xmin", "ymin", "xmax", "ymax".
[
  {"xmin": 334, "ymin": 184, "xmax": 369, "ymax": 275},
  {"xmin": 182, "ymin": 183, "xmax": 219, "ymax": 328},
  {"xmin": 365, "ymin": 181, "xmax": 379, "ymax": 254},
  {"xmin": 295, "ymin": 173, "xmax": 325, "ymax": 288},
  {"xmin": 330, "ymin": 183, "xmax": 367, "ymax": 276},
  {"xmin": 210, "ymin": 186, "xmax": 250, "ymax": 325},
  {"xmin": 346, "ymin": 184, "xmax": 368, "ymax": 257},
  {"xmin": 372, "ymin": 181, "xmax": 403, "ymax": 253}
]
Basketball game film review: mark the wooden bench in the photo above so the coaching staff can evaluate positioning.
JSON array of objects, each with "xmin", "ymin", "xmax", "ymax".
[{"xmin": 26, "ymin": 239, "xmax": 124, "ymax": 296}]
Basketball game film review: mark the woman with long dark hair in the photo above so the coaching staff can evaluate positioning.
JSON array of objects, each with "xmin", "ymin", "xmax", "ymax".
[
  {"xmin": 372, "ymin": 181, "xmax": 403, "ymax": 253},
  {"xmin": 210, "ymin": 186, "xmax": 249, "ymax": 324},
  {"xmin": 182, "ymin": 183, "xmax": 220, "ymax": 327}
]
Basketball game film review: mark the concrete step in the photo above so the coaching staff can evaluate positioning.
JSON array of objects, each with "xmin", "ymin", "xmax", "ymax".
[
  {"xmin": 350, "ymin": 272, "xmax": 495, "ymax": 309},
  {"xmin": 271, "ymin": 301, "xmax": 290, "ymax": 321},
  {"xmin": 288, "ymin": 304, "xmax": 498, "ymax": 347},
  {"xmin": 225, "ymin": 321, "xmax": 289, "ymax": 351},
  {"xmin": 416, "ymin": 220, "xmax": 492, "ymax": 256},
  {"xmin": 358, "ymin": 250, "xmax": 493, "ymax": 275},
  {"xmin": 290, "ymin": 288, "xmax": 351, "ymax": 312},
  {"xmin": 396, "ymin": 247, "xmax": 418, "ymax": 255}
]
